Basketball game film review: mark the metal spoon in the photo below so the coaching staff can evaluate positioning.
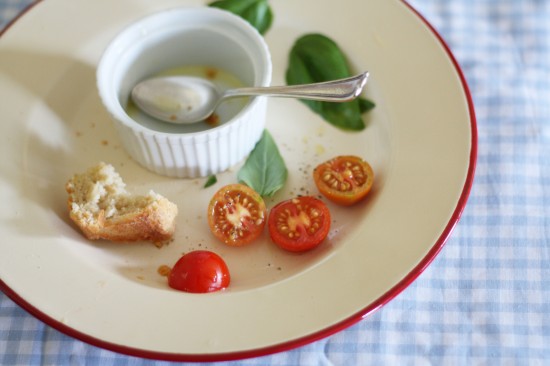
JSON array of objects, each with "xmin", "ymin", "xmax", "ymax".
[{"xmin": 131, "ymin": 71, "xmax": 369, "ymax": 124}]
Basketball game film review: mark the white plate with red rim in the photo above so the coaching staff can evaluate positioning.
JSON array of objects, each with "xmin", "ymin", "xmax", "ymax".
[{"xmin": 0, "ymin": 0, "xmax": 476, "ymax": 362}]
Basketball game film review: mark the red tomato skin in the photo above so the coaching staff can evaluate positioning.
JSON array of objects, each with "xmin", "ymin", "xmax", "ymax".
[
  {"xmin": 268, "ymin": 196, "xmax": 331, "ymax": 252},
  {"xmin": 168, "ymin": 251, "xmax": 230, "ymax": 293}
]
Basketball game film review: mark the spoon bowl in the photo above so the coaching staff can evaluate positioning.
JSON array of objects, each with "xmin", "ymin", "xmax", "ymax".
[
  {"xmin": 132, "ymin": 76, "xmax": 222, "ymax": 124},
  {"xmin": 131, "ymin": 72, "xmax": 369, "ymax": 124}
]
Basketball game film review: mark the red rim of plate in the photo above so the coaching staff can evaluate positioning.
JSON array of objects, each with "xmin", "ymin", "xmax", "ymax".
[{"xmin": 0, "ymin": 0, "xmax": 477, "ymax": 362}]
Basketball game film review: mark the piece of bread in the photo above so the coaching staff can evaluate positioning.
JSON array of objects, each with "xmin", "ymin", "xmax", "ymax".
[{"xmin": 65, "ymin": 162, "xmax": 178, "ymax": 244}]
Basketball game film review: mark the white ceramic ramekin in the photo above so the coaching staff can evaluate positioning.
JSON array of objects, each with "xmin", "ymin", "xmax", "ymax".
[{"xmin": 97, "ymin": 7, "xmax": 272, "ymax": 178}]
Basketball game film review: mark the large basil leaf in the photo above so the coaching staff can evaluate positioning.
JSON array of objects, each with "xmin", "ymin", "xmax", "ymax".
[
  {"xmin": 286, "ymin": 33, "xmax": 375, "ymax": 131},
  {"xmin": 209, "ymin": 0, "xmax": 273, "ymax": 35},
  {"xmin": 237, "ymin": 130, "xmax": 287, "ymax": 197}
]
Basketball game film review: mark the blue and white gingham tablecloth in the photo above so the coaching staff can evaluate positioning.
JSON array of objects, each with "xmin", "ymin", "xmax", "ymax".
[{"xmin": 1, "ymin": 0, "xmax": 548, "ymax": 365}]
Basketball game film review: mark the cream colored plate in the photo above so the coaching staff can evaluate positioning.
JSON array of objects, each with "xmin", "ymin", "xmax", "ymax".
[{"xmin": 0, "ymin": 0, "xmax": 476, "ymax": 361}]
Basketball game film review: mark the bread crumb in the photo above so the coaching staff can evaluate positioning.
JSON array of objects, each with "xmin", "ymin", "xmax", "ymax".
[{"xmin": 157, "ymin": 265, "xmax": 171, "ymax": 277}]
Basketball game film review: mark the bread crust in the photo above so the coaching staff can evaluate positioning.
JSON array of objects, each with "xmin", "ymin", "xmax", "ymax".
[{"xmin": 65, "ymin": 163, "xmax": 178, "ymax": 244}]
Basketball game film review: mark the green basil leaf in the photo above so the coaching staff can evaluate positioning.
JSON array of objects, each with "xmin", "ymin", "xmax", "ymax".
[
  {"xmin": 286, "ymin": 33, "xmax": 375, "ymax": 131},
  {"xmin": 237, "ymin": 130, "xmax": 287, "ymax": 197},
  {"xmin": 358, "ymin": 97, "xmax": 376, "ymax": 113},
  {"xmin": 209, "ymin": 0, "xmax": 273, "ymax": 35},
  {"xmin": 203, "ymin": 175, "xmax": 217, "ymax": 188}
]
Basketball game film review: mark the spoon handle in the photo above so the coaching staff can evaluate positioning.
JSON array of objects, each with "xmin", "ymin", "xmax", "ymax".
[{"xmin": 222, "ymin": 71, "xmax": 369, "ymax": 102}]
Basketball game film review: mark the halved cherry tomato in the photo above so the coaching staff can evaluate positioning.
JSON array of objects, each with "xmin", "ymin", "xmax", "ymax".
[
  {"xmin": 268, "ymin": 196, "xmax": 331, "ymax": 252},
  {"xmin": 207, "ymin": 184, "xmax": 267, "ymax": 246},
  {"xmin": 313, "ymin": 155, "xmax": 374, "ymax": 206},
  {"xmin": 168, "ymin": 250, "xmax": 230, "ymax": 293}
]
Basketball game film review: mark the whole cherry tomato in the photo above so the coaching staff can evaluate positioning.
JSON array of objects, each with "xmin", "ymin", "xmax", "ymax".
[
  {"xmin": 207, "ymin": 184, "xmax": 267, "ymax": 246},
  {"xmin": 168, "ymin": 250, "xmax": 230, "ymax": 293},
  {"xmin": 268, "ymin": 196, "xmax": 331, "ymax": 252},
  {"xmin": 313, "ymin": 155, "xmax": 374, "ymax": 206}
]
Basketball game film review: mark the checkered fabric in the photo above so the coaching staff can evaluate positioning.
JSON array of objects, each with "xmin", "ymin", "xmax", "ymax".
[
  {"xmin": 1, "ymin": 0, "xmax": 548, "ymax": 365},
  {"xmin": 0, "ymin": 0, "xmax": 33, "ymax": 30}
]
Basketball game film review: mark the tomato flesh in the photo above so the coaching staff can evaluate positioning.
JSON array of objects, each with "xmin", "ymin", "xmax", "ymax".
[
  {"xmin": 268, "ymin": 196, "xmax": 331, "ymax": 252},
  {"xmin": 313, "ymin": 155, "xmax": 374, "ymax": 206},
  {"xmin": 168, "ymin": 250, "xmax": 230, "ymax": 293},
  {"xmin": 208, "ymin": 184, "xmax": 267, "ymax": 246}
]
